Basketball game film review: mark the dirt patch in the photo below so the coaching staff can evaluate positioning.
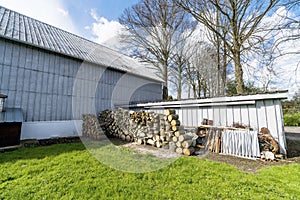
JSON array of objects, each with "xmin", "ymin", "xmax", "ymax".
[
  {"xmin": 123, "ymin": 143, "xmax": 180, "ymax": 159},
  {"xmin": 202, "ymin": 152, "xmax": 299, "ymax": 173}
]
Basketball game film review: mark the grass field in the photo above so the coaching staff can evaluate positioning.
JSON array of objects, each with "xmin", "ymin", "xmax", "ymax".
[{"xmin": 0, "ymin": 142, "xmax": 299, "ymax": 200}]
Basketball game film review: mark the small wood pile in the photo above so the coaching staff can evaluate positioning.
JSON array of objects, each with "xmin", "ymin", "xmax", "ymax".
[
  {"xmin": 96, "ymin": 109, "xmax": 199, "ymax": 156},
  {"xmin": 258, "ymin": 127, "xmax": 280, "ymax": 161},
  {"xmin": 165, "ymin": 109, "xmax": 198, "ymax": 156}
]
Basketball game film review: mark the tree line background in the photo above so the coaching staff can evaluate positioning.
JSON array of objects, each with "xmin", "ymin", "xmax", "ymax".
[{"xmin": 117, "ymin": 0, "xmax": 300, "ymax": 100}]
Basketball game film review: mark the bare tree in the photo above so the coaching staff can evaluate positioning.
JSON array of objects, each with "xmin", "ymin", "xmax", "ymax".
[
  {"xmin": 183, "ymin": 39, "xmax": 218, "ymax": 98},
  {"xmin": 119, "ymin": 0, "xmax": 193, "ymax": 100},
  {"xmin": 242, "ymin": 1, "xmax": 300, "ymax": 91},
  {"xmin": 176, "ymin": 0, "xmax": 281, "ymax": 94}
]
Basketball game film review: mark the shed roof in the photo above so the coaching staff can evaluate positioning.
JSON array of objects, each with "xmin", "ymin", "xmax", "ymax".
[
  {"xmin": 0, "ymin": 6, "xmax": 162, "ymax": 82},
  {"xmin": 0, "ymin": 108, "xmax": 23, "ymax": 123},
  {"xmin": 130, "ymin": 90, "xmax": 289, "ymax": 108}
]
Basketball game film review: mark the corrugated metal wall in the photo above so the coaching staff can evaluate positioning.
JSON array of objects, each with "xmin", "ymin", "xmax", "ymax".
[{"xmin": 0, "ymin": 38, "xmax": 162, "ymax": 121}]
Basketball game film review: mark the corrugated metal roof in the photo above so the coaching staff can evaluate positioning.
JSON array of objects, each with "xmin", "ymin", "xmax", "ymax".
[
  {"xmin": 0, "ymin": 6, "xmax": 162, "ymax": 82},
  {"xmin": 0, "ymin": 108, "xmax": 23, "ymax": 123}
]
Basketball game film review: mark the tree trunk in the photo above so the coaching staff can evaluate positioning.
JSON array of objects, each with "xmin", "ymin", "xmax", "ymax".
[
  {"xmin": 233, "ymin": 50, "xmax": 244, "ymax": 94},
  {"xmin": 221, "ymin": 40, "xmax": 227, "ymax": 95},
  {"xmin": 177, "ymin": 65, "xmax": 182, "ymax": 100},
  {"xmin": 232, "ymin": 4, "xmax": 244, "ymax": 95},
  {"xmin": 197, "ymin": 70, "xmax": 202, "ymax": 98},
  {"xmin": 162, "ymin": 64, "xmax": 168, "ymax": 100}
]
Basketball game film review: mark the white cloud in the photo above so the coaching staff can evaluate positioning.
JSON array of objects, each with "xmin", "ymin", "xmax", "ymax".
[
  {"xmin": 0, "ymin": 0, "xmax": 79, "ymax": 35},
  {"xmin": 57, "ymin": 8, "xmax": 69, "ymax": 17},
  {"xmin": 88, "ymin": 8, "xmax": 128, "ymax": 49}
]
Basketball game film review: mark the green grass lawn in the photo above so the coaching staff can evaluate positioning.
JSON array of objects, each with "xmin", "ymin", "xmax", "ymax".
[{"xmin": 0, "ymin": 142, "xmax": 299, "ymax": 200}]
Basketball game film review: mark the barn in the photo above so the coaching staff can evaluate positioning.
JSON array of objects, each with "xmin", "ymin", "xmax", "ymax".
[{"xmin": 0, "ymin": 6, "xmax": 163, "ymax": 140}]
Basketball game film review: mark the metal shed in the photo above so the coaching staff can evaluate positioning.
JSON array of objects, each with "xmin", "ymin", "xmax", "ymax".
[
  {"xmin": 0, "ymin": 6, "xmax": 163, "ymax": 139},
  {"xmin": 130, "ymin": 91, "xmax": 288, "ymax": 155}
]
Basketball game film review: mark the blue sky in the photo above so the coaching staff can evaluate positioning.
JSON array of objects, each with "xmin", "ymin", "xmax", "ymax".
[
  {"xmin": 0, "ymin": 0, "xmax": 139, "ymax": 42},
  {"xmin": 62, "ymin": 0, "xmax": 139, "ymax": 39}
]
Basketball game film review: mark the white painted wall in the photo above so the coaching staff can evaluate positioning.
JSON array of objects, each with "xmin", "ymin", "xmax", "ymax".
[{"xmin": 21, "ymin": 120, "xmax": 82, "ymax": 140}]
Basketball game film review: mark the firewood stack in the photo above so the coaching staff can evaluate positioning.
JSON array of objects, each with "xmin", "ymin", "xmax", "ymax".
[
  {"xmin": 96, "ymin": 108, "xmax": 199, "ymax": 156},
  {"xmin": 165, "ymin": 109, "xmax": 198, "ymax": 156},
  {"xmin": 98, "ymin": 109, "xmax": 134, "ymax": 142}
]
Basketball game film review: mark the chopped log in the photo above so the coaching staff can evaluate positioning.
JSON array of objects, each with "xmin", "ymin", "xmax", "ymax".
[
  {"xmin": 171, "ymin": 120, "xmax": 180, "ymax": 126},
  {"xmin": 125, "ymin": 135, "xmax": 131, "ymax": 142},
  {"xmin": 176, "ymin": 147, "xmax": 183, "ymax": 154},
  {"xmin": 147, "ymin": 139, "xmax": 155, "ymax": 146},
  {"xmin": 166, "ymin": 109, "xmax": 176, "ymax": 116},
  {"xmin": 172, "ymin": 136, "xmax": 178, "ymax": 142},
  {"xmin": 167, "ymin": 114, "xmax": 179, "ymax": 122},
  {"xmin": 160, "ymin": 136, "xmax": 166, "ymax": 141},
  {"xmin": 120, "ymin": 134, "xmax": 126, "ymax": 141},
  {"xmin": 176, "ymin": 141, "xmax": 182, "ymax": 147},
  {"xmin": 183, "ymin": 147, "xmax": 195, "ymax": 156},
  {"xmin": 136, "ymin": 138, "xmax": 143, "ymax": 145},
  {"xmin": 156, "ymin": 140, "xmax": 162, "ymax": 148},
  {"xmin": 178, "ymin": 134, "xmax": 193, "ymax": 142},
  {"xmin": 172, "ymin": 125, "xmax": 184, "ymax": 132},
  {"xmin": 154, "ymin": 135, "xmax": 160, "ymax": 141},
  {"xmin": 182, "ymin": 140, "xmax": 193, "ymax": 149},
  {"xmin": 174, "ymin": 130, "xmax": 185, "ymax": 137}
]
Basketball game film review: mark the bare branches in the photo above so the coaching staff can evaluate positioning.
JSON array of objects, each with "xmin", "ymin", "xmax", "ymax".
[
  {"xmin": 175, "ymin": 0, "xmax": 281, "ymax": 94},
  {"xmin": 119, "ymin": 0, "xmax": 194, "ymax": 99}
]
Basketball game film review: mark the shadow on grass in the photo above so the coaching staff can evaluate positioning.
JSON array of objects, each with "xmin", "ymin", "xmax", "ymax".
[{"xmin": 0, "ymin": 142, "xmax": 87, "ymax": 164}]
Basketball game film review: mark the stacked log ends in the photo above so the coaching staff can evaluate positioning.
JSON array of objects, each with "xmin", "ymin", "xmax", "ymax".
[
  {"xmin": 98, "ymin": 109, "xmax": 170, "ymax": 147},
  {"xmin": 165, "ymin": 109, "xmax": 199, "ymax": 156},
  {"xmin": 93, "ymin": 108, "xmax": 200, "ymax": 156}
]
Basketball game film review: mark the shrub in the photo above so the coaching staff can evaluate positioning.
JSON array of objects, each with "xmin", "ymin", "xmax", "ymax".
[{"xmin": 284, "ymin": 113, "xmax": 300, "ymax": 126}]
